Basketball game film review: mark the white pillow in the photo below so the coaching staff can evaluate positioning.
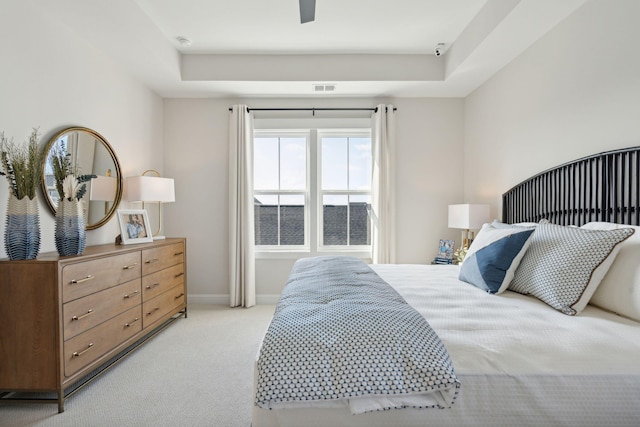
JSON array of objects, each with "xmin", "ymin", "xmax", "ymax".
[
  {"xmin": 510, "ymin": 222, "xmax": 634, "ymax": 315},
  {"xmin": 458, "ymin": 222, "xmax": 535, "ymax": 294},
  {"xmin": 491, "ymin": 220, "xmax": 538, "ymax": 229},
  {"xmin": 512, "ymin": 222, "xmax": 539, "ymax": 227},
  {"xmin": 581, "ymin": 222, "xmax": 640, "ymax": 321}
]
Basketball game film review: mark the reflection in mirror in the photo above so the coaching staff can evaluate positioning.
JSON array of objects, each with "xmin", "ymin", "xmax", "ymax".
[{"xmin": 42, "ymin": 127, "xmax": 122, "ymax": 230}]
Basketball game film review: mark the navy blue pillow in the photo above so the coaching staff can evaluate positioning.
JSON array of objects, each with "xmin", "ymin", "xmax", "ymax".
[{"xmin": 458, "ymin": 223, "xmax": 535, "ymax": 294}]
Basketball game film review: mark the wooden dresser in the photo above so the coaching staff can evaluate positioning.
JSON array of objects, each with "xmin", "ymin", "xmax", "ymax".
[{"xmin": 0, "ymin": 238, "xmax": 187, "ymax": 412}]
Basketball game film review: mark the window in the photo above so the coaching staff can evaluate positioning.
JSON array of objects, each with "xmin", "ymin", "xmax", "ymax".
[
  {"xmin": 254, "ymin": 129, "xmax": 372, "ymax": 254},
  {"xmin": 254, "ymin": 133, "xmax": 308, "ymax": 248},
  {"xmin": 319, "ymin": 131, "xmax": 372, "ymax": 248}
]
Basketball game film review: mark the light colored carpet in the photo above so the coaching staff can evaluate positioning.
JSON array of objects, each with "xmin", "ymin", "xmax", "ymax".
[{"xmin": 0, "ymin": 304, "xmax": 276, "ymax": 427}]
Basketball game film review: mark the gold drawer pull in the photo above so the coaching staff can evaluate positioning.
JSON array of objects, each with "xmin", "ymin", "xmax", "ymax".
[
  {"xmin": 70, "ymin": 275, "xmax": 94, "ymax": 284},
  {"xmin": 71, "ymin": 309, "xmax": 95, "ymax": 321},
  {"xmin": 124, "ymin": 291, "xmax": 140, "ymax": 299},
  {"xmin": 175, "ymin": 293, "xmax": 185, "ymax": 300},
  {"xmin": 174, "ymin": 251, "xmax": 184, "ymax": 256},
  {"xmin": 122, "ymin": 262, "xmax": 138, "ymax": 270},
  {"xmin": 146, "ymin": 307, "xmax": 160, "ymax": 316},
  {"xmin": 72, "ymin": 343, "xmax": 94, "ymax": 357},
  {"xmin": 174, "ymin": 272, "xmax": 185, "ymax": 278},
  {"xmin": 125, "ymin": 318, "xmax": 140, "ymax": 327},
  {"xmin": 145, "ymin": 283, "xmax": 160, "ymax": 290},
  {"xmin": 145, "ymin": 258, "xmax": 159, "ymax": 264}
]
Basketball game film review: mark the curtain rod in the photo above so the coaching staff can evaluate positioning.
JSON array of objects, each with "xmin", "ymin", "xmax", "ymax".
[{"xmin": 228, "ymin": 106, "xmax": 397, "ymax": 114}]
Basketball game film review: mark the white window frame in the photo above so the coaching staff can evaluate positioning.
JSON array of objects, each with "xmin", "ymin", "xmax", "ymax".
[
  {"xmin": 253, "ymin": 125, "xmax": 372, "ymax": 259},
  {"xmin": 316, "ymin": 129, "xmax": 372, "ymax": 253},
  {"xmin": 253, "ymin": 130, "xmax": 310, "ymax": 253}
]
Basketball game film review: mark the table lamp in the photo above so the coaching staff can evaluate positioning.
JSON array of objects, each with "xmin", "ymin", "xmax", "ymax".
[
  {"xmin": 89, "ymin": 170, "xmax": 117, "ymax": 215},
  {"xmin": 125, "ymin": 170, "xmax": 175, "ymax": 240},
  {"xmin": 448, "ymin": 204, "xmax": 490, "ymax": 248}
]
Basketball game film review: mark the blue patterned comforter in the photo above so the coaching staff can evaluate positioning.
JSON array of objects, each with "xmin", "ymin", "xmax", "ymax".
[{"xmin": 255, "ymin": 256, "xmax": 460, "ymax": 414}]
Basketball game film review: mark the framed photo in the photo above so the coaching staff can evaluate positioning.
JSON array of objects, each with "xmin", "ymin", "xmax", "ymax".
[
  {"xmin": 117, "ymin": 209, "xmax": 153, "ymax": 245},
  {"xmin": 437, "ymin": 239, "xmax": 455, "ymax": 260}
]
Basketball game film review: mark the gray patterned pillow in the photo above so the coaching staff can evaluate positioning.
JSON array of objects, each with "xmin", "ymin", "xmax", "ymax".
[{"xmin": 509, "ymin": 222, "xmax": 634, "ymax": 315}]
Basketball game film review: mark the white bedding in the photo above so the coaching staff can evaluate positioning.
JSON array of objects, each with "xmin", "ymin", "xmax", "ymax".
[
  {"xmin": 376, "ymin": 264, "xmax": 640, "ymax": 376},
  {"xmin": 252, "ymin": 264, "xmax": 640, "ymax": 427}
]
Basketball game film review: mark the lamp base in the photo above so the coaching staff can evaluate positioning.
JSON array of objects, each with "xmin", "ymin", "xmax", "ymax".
[
  {"xmin": 153, "ymin": 235, "xmax": 166, "ymax": 240},
  {"xmin": 461, "ymin": 230, "xmax": 468, "ymax": 249},
  {"xmin": 461, "ymin": 229, "xmax": 477, "ymax": 249}
]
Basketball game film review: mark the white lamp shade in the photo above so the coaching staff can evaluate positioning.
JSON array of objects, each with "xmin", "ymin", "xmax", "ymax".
[
  {"xmin": 89, "ymin": 175, "xmax": 117, "ymax": 201},
  {"xmin": 126, "ymin": 176, "xmax": 175, "ymax": 203},
  {"xmin": 448, "ymin": 204, "xmax": 490, "ymax": 230}
]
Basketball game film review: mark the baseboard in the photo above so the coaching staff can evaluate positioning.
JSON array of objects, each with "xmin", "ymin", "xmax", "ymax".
[
  {"xmin": 187, "ymin": 294, "xmax": 280, "ymax": 305},
  {"xmin": 187, "ymin": 294, "xmax": 229, "ymax": 305},
  {"xmin": 256, "ymin": 294, "xmax": 280, "ymax": 304}
]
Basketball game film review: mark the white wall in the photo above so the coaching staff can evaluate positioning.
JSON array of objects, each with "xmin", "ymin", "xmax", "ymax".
[
  {"xmin": 394, "ymin": 98, "xmax": 465, "ymax": 263},
  {"xmin": 0, "ymin": 0, "xmax": 163, "ymax": 258},
  {"xmin": 163, "ymin": 97, "xmax": 464, "ymax": 302},
  {"xmin": 162, "ymin": 98, "xmax": 231, "ymax": 303},
  {"xmin": 464, "ymin": 0, "xmax": 640, "ymax": 217}
]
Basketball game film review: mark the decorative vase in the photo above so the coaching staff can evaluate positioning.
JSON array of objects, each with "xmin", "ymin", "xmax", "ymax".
[
  {"xmin": 55, "ymin": 199, "xmax": 86, "ymax": 256},
  {"xmin": 4, "ymin": 194, "xmax": 41, "ymax": 260}
]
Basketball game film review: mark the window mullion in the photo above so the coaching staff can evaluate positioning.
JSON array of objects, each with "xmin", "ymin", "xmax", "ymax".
[
  {"xmin": 346, "ymin": 137, "xmax": 350, "ymax": 246},
  {"xmin": 309, "ymin": 130, "xmax": 317, "ymax": 253},
  {"xmin": 276, "ymin": 194, "xmax": 281, "ymax": 246},
  {"xmin": 277, "ymin": 138, "xmax": 281, "ymax": 246}
]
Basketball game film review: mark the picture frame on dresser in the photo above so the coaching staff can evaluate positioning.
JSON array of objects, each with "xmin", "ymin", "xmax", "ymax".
[{"xmin": 117, "ymin": 209, "xmax": 153, "ymax": 244}]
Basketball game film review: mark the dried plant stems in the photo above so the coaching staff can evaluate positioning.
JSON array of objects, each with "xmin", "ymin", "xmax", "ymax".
[
  {"xmin": 49, "ymin": 141, "xmax": 96, "ymax": 201},
  {"xmin": 50, "ymin": 141, "xmax": 70, "ymax": 202},
  {"xmin": 0, "ymin": 128, "xmax": 44, "ymax": 200}
]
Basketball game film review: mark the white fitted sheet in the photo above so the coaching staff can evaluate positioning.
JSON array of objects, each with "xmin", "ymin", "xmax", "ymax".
[{"xmin": 252, "ymin": 264, "xmax": 640, "ymax": 427}]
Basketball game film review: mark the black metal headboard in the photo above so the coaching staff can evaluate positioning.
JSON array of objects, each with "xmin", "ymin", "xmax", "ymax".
[{"xmin": 502, "ymin": 146, "xmax": 640, "ymax": 226}]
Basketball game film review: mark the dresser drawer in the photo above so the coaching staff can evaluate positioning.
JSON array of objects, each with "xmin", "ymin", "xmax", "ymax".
[
  {"xmin": 64, "ymin": 306, "xmax": 142, "ymax": 377},
  {"xmin": 63, "ymin": 279, "xmax": 142, "ymax": 340},
  {"xmin": 142, "ymin": 242, "xmax": 185, "ymax": 276},
  {"xmin": 142, "ymin": 263, "xmax": 185, "ymax": 302},
  {"xmin": 142, "ymin": 283, "xmax": 186, "ymax": 328},
  {"xmin": 62, "ymin": 252, "xmax": 141, "ymax": 303}
]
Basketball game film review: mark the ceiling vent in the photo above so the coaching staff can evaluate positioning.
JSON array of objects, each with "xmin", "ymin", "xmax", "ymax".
[{"xmin": 313, "ymin": 84, "xmax": 336, "ymax": 93}]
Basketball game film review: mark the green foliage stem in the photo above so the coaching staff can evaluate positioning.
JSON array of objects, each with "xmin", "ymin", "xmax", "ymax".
[
  {"xmin": 0, "ymin": 128, "xmax": 44, "ymax": 200},
  {"xmin": 50, "ymin": 142, "xmax": 71, "ymax": 201},
  {"xmin": 49, "ymin": 142, "xmax": 96, "ymax": 201}
]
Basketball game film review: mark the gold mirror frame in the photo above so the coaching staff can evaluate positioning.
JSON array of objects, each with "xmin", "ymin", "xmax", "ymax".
[{"xmin": 41, "ymin": 127, "xmax": 123, "ymax": 230}]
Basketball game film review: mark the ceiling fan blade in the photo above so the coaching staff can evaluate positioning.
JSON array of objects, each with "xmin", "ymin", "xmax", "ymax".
[{"xmin": 299, "ymin": 0, "xmax": 316, "ymax": 23}]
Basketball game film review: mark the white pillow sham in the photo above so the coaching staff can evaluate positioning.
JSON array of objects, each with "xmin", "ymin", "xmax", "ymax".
[
  {"xmin": 581, "ymin": 222, "xmax": 640, "ymax": 321},
  {"xmin": 491, "ymin": 220, "xmax": 538, "ymax": 229}
]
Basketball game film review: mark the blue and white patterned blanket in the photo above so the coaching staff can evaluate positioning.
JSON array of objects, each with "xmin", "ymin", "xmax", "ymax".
[{"xmin": 255, "ymin": 256, "xmax": 460, "ymax": 414}]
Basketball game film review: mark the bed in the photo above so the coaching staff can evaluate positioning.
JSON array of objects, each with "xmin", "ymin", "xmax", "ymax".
[{"xmin": 252, "ymin": 147, "xmax": 640, "ymax": 427}]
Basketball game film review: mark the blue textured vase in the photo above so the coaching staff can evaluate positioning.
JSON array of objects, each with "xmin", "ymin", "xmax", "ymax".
[
  {"xmin": 55, "ymin": 199, "xmax": 86, "ymax": 257},
  {"xmin": 4, "ymin": 194, "xmax": 41, "ymax": 260}
]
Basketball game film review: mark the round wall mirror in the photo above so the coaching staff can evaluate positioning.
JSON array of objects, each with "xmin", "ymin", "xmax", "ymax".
[{"xmin": 41, "ymin": 127, "xmax": 122, "ymax": 230}]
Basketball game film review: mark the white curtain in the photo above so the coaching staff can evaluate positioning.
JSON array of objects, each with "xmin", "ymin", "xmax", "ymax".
[
  {"xmin": 229, "ymin": 105, "xmax": 256, "ymax": 307},
  {"xmin": 371, "ymin": 104, "xmax": 397, "ymax": 264}
]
